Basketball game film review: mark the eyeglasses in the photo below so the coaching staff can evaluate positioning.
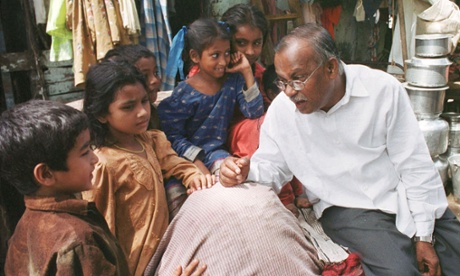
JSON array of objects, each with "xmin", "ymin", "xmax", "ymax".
[{"xmin": 274, "ymin": 62, "xmax": 324, "ymax": 91}]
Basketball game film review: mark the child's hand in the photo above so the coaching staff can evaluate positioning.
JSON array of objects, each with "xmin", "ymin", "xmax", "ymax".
[
  {"xmin": 187, "ymin": 174, "xmax": 216, "ymax": 194},
  {"xmin": 226, "ymin": 52, "xmax": 255, "ymax": 91},
  {"xmin": 173, "ymin": 259, "xmax": 207, "ymax": 276},
  {"xmin": 295, "ymin": 197, "xmax": 319, "ymax": 208},
  {"xmin": 226, "ymin": 51, "xmax": 251, "ymax": 75},
  {"xmin": 285, "ymin": 203, "xmax": 300, "ymax": 218}
]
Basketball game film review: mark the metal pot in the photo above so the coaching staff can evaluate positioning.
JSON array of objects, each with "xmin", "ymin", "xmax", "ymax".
[
  {"xmin": 448, "ymin": 154, "xmax": 460, "ymax": 202},
  {"xmin": 404, "ymin": 83, "xmax": 447, "ymax": 119},
  {"xmin": 441, "ymin": 112, "xmax": 460, "ymax": 148},
  {"xmin": 415, "ymin": 34, "xmax": 452, "ymax": 58},
  {"xmin": 433, "ymin": 155, "xmax": 449, "ymax": 187},
  {"xmin": 441, "ymin": 147, "xmax": 460, "ymax": 161},
  {"xmin": 418, "ymin": 118, "xmax": 449, "ymax": 157},
  {"xmin": 405, "ymin": 56, "xmax": 452, "ymax": 87}
]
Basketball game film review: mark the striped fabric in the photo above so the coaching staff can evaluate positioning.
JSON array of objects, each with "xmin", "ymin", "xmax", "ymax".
[
  {"xmin": 140, "ymin": 0, "xmax": 172, "ymax": 90},
  {"xmin": 144, "ymin": 182, "xmax": 322, "ymax": 275}
]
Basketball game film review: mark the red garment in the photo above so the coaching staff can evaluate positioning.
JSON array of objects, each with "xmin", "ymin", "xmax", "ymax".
[
  {"xmin": 278, "ymin": 177, "xmax": 303, "ymax": 206},
  {"xmin": 254, "ymin": 62, "xmax": 272, "ymax": 110},
  {"xmin": 322, "ymin": 253, "xmax": 365, "ymax": 276},
  {"xmin": 320, "ymin": 5, "xmax": 342, "ymax": 39},
  {"xmin": 228, "ymin": 115, "xmax": 265, "ymax": 159}
]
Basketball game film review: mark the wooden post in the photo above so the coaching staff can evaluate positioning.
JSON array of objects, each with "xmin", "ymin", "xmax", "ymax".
[
  {"xmin": 397, "ymin": 0, "xmax": 408, "ymax": 73},
  {"xmin": 20, "ymin": 0, "xmax": 47, "ymax": 99}
]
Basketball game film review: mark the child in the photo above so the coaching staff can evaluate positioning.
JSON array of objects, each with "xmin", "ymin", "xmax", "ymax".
[
  {"xmin": 0, "ymin": 100, "xmax": 129, "ymax": 275},
  {"xmin": 158, "ymin": 18, "xmax": 264, "ymax": 176},
  {"xmin": 104, "ymin": 44, "xmax": 162, "ymax": 130},
  {"xmin": 104, "ymin": 45, "xmax": 194, "ymax": 220},
  {"xmin": 82, "ymin": 60, "xmax": 214, "ymax": 276},
  {"xmin": 221, "ymin": 3, "xmax": 271, "ymax": 112},
  {"xmin": 223, "ymin": 3, "xmax": 270, "ymax": 160}
]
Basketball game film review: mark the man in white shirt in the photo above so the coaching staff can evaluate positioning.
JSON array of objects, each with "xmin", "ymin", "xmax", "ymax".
[{"xmin": 219, "ymin": 23, "xmax": 460, "ymax": 275}]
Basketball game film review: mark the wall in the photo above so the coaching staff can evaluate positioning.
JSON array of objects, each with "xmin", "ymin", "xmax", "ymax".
[
  {"xmin": 204, "ymin": 0, "xmax": 248, "ymax": 19},
  {"xmin": 203, "ymin": 0, "xmax": 392, "ymax": 67},
  {"xmin": 335, "ymin": 0, "xmax": 391, "ymax": 64}
]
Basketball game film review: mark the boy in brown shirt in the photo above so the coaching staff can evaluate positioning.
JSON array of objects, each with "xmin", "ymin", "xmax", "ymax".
[{"xmin": 0, "ymin": 100, "xmax": 129, "ymax": 275}]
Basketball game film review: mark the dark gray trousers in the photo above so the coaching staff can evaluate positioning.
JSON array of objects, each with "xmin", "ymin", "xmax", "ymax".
[{"xmin": 320, "ymin": 206, "xmax": 460, "ymax": 276}]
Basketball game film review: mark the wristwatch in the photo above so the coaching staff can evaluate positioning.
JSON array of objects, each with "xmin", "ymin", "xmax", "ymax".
[{"xmin": 413, "ymin": 235, "xmax": 435, "ymax": 245}]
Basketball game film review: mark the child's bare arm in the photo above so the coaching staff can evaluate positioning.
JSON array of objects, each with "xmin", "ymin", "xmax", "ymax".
[{"xmin": 193, "ymin": 159, "xmax": 211, "ymax": 175}]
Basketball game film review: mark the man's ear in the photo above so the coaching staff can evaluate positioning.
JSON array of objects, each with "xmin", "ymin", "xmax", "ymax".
[
  {"xmin": 189, "ymin": 49, "xmax": 200, "ymax": 64},
  {"xmin": 326, "ymin": 58, "xmax": 340, "ymax": 79},
  {"xmin": 33, "ymin": 163, "xmax": 56, "ymax": 187}
]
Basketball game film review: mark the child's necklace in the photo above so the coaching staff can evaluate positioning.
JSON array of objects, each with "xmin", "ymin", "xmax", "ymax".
[{"xmin": 113, "ymin": 138, "xmax": 145, "ymax": 154}]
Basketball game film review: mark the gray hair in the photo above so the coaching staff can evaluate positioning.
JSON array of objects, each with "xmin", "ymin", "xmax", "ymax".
[{"xmin": 274, "ymin": 23, "xmax": 344, "ymax": 75}]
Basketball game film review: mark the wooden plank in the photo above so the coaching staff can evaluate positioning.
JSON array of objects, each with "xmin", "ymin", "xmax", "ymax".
[
  {"xmin": 0, "ymin": 17, "xmax": 15, "ymax": 109},
  {"xmin": 0, "ymin": 52, "xmax": 34, "ymax": 72},
  {"xmin": 44, "ymin": 67, "xmax": 75, "ymax": 84},
  {"xmin": 48, "ymin": 90, "xmax": 84, "ymax": 103},
  {"xmin": 46, "ymin": 80, "xmax": 82, "ymax": 96},
  {"xmin": 40, "ymin": 50, "xmax": 74, "ymax": 68},
  {"xmin": 265, "ymin": 14, "xmax": 299, "ymax": 22}
]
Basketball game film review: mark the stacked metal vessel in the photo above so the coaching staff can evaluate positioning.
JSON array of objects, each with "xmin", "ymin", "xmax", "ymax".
[
  {"xmin": 442, "ymin": 112, "xmax": 460, "ymax": 202},
  {"xmin": 404, "ymin": 34, "xmax": 452, "ymax": 188}
]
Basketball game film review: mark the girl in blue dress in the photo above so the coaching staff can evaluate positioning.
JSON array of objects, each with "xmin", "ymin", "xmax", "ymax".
[{"xmin": 158, "ymin": 18, "xmax": 264, "ymax": 177}]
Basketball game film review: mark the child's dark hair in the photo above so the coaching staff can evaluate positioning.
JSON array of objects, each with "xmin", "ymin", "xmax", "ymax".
[
  {"xmin": 262, "ymin": 64, "xmax": 279, "ymax": 96},
  {"xmin": 83, "ymin": 60, "xmax": 148, "ymax": 148},
  {"xmin": 221, "ymin": 4, "xmax": 268, "ymax": 43},
  {"xmin": 183, "ymin": 18, "xmax": 232, "ymax": 71},
  {"xmin": 0, "ymin": 100, "xmax": 89, "ymax": 195},
  {"xmin": 104, "ymin": 44, "xmax": 155, "ymax": 64}
]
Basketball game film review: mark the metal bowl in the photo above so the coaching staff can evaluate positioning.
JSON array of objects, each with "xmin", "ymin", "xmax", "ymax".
[
  {"xmin": 405, "ymin": 56, "xmax": 452, "ymax": 87},
  {"xmin": 404, "ymin": 83, "xmax": 447, "ymax": 119},
  {"xmin": 415, "ymin": 34, "xmax": 452, "ymax": 57}
]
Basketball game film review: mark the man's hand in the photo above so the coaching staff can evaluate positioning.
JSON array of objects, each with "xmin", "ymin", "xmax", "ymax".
[
  {"xmin": 219, "ymin": 156, "xmax": 249, "ymax": 187},
  {"xmin": 415, "ymin": 241, "xmax": 441, "ymax": 276}
]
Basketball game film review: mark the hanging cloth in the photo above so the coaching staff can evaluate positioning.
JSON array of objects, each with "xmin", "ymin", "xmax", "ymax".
[
  {"xmin": 417, "ymin": 0, "xmax": 460, "ymax": 51},
  {"xmin": 140, "ymin": 0, "xmax": 173, "ymax": 91},
  {"xmin": 321, "ymin": 5, "xmax": 342, "ymax": 39},
  {"xmin": 119, "ymin": 0, "xmax": 141, "ymax": 40},
  {"xmin": 67, "ymin": 0, "xmax": 131, "ymax": 86},
  {"xmin": 353, "ymin": 0, "xmax": 365, "ymax": 22},
  {"xmin": 163, "ymin": 26, "xmax": 186, "ymax": 91},
  {"xmin": 46, "ymin": 0, "xmax": 73, "ymax": 61},
  {"xmin": 34, "ymin": 0, "xmax": 47, "ymax": 24}
]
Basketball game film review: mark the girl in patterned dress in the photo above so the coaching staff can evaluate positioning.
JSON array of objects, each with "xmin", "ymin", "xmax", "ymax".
[
  {"xmin": 158, "ymin": 18, "xmax": 264, "ymax": 176},
  {"xmin": 158, "ymin": 19, "xmax": 264, "ymax": 219}
]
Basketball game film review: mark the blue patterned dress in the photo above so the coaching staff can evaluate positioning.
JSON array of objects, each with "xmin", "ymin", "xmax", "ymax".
[{"xmin": 158, "ymin": 73, "xmax": 264, "ymax": 172}]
